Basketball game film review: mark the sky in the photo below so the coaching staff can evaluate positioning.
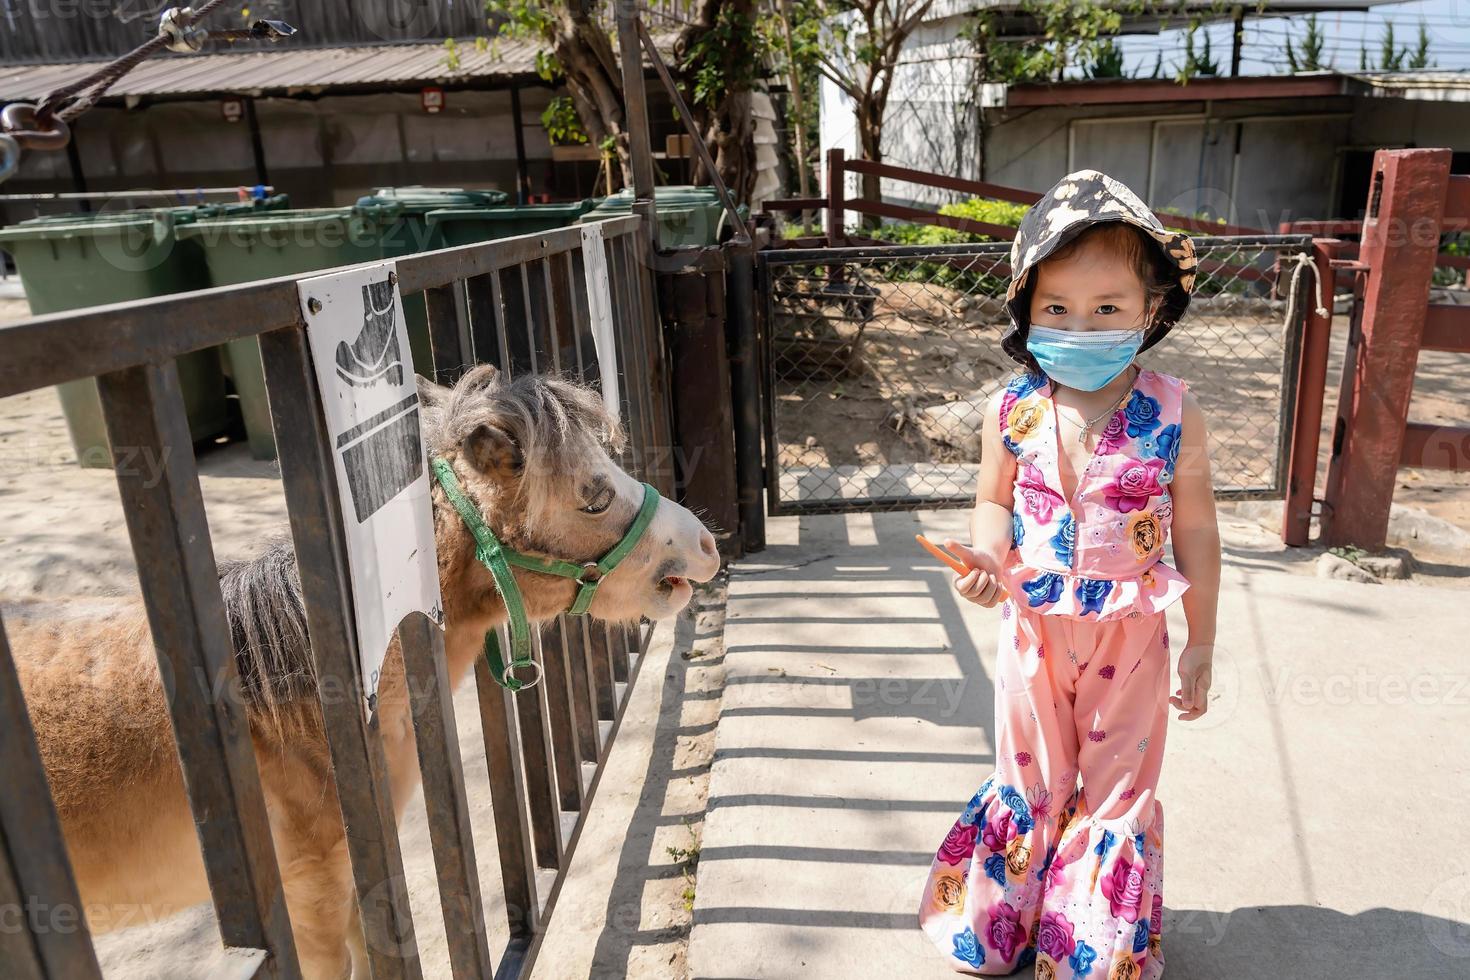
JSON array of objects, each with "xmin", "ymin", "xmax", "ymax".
[{"xmin": 1115, "ymin": 0, "xmax": 1470, "ymax": 76}]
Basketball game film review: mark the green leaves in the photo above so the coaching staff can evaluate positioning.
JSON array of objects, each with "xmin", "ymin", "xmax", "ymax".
[{"xmin": 541, "ymin": 95, "xmax": 588, "ymax": 145}]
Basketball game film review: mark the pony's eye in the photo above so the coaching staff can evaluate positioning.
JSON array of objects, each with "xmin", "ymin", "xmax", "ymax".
[{"xmin": 581, "ymin": 495, "xmax": 612, "ymax": 515}]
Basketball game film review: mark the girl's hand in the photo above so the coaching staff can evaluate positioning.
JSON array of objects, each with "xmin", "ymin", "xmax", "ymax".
[
  {"xmin": 942, "ymin": 539, "xmax": 1007, "ymax": 608},
  {"xmin": 1170, "ymin": 644, "xmax": 1214, "ymax": 720}
]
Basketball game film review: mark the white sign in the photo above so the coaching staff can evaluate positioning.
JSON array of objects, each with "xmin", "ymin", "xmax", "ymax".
[
  {"xmin": 579, "ymin": 221, "xmax": 621, "ymax": 417},
  {"xmin": 298, "ymin": 263, "xmax": 444, "ymax": 714}
]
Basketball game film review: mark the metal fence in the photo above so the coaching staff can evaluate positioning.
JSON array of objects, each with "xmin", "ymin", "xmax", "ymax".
[
  {"xmin": 757, "ymin": 234, "xmax": 1313, "ymax": 515},
  {"xmin": 0, "ymin": 215, "xmax": 669, "ymax": 979}
]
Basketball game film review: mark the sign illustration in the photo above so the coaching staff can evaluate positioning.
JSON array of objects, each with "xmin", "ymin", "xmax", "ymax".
[{"xmin": 299, "ymin": 264, "xmax": 445, "ymax": 714}]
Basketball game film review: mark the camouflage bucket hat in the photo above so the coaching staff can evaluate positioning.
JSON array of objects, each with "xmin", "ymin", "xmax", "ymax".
[{"xmin": 1000, "ymin": 169, "xmax": 1197, "ymax": 367}]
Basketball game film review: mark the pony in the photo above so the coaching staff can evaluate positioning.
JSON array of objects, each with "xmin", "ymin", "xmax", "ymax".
[{"xmin": 6, "ymin": 364, "xmax": 721, "ymax": 977}]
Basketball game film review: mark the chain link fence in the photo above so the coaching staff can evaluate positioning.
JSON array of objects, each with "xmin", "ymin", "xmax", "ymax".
[{"xmin": 757, "ymin": 235, "xmax": 1312, "ymax": 515}]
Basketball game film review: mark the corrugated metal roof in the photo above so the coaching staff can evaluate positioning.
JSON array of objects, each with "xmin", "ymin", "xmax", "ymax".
[{"xmin": 0, "ymin": 36, "xmax": 679, "ymax": 103}]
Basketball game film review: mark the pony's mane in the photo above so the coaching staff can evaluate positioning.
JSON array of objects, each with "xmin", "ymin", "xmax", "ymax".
[{"xmin": 419, "ymin": 365, "xmax": 626, "ymax": 525}]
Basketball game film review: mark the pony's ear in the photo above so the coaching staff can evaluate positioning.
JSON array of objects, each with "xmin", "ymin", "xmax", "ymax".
[
  {"xmin": 464, "ymin": 422, "xmax": 523, "ymax": 481},
  {"xmin": 415, "ymin": 373, "xmax": 448, "ymax": 409}
]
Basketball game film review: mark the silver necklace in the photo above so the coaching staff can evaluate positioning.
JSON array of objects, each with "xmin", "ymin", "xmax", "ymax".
[{"xmin": 1058, "ymin": 367, "xmax": 1138, "ymax": 444}]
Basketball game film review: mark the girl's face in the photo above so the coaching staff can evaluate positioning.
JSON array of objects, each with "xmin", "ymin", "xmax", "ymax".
[{"xmin": 1027, "ymin": 235, "xmax": 1154, "ymax": 334}]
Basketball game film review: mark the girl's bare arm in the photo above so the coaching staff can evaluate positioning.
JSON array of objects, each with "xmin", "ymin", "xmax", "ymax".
[
  {"xmin": 968, "ymin": 388, "xmax": 1019, "ymax": 571},
  {"xmin": 1168, "ymin": 388, "xmax": 1221, "ymax": 650}
]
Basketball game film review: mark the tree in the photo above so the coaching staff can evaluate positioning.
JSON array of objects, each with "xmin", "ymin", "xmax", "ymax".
[
  {"xmin": 485, "ymin": 0, "xmax": 768, "ymax": 201},
  {"xmin": 794, "ymin": 0, "xmax": 937, "ymax": 222},
  {"xmin": 1285, "ymin": 14, "xmax": 1328, "ymax": 72},
  {"xmin": 1408, "ymin": 19, "xmax": 1432, "ymax": 70},
  {"xmin": 764, "ymin": 0, "xmax": 822, "ymax": 202},
  {"xmin": 1379, "ymin": 21, "xmax": 1405, "ymax": 71}
]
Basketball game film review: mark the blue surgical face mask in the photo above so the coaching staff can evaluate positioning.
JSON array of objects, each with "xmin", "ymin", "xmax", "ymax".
[{"xmin": 1025, "ymin": 324, "xmax": 1143, "ymax": 391}]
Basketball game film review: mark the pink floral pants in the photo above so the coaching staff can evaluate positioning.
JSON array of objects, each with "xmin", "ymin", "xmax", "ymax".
[{"xmin": 918, "ymin": 599, "xmax": 1171, "ymax": 979}]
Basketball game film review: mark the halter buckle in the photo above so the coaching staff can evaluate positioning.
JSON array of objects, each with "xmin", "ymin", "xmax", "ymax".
[
  {"xmin": 502, "ymin": 659, "xmax": 543, "ymax": 691},
  {"xmin": 577, "ymin": 561, "xmax": 603, "ymax": 584}
]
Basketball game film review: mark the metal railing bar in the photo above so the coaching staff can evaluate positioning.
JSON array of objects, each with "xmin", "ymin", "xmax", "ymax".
[
  {"xmin": 520, "ymin": 263, "xmax": 540, "ymax": 375},
  {"xmin": 585, "ymin": 621, "xmax": 617, "ymax": 730},
  {"xmin": 394, "ymin": 216, "xmax": 642, "ymax": 295},
  {"xmin": 516, "ymin": 630, "xmax": 564, "ymax": 870},
  {"xmin": 397, "ymin": 614, "xmax": 495, "ymax": 980},
  {"xmin": 0, "ymin": 280, "xmax": 301, "ymax": 400},
  {"xmin": 564, "ymin": 615, "xmax": 601, "ymax": 764},
  {"xmin": 498, "ymin": 267, "xmax": 529, "ymax": 377},
  {"xmin": 544, "ymin": 254, "xmax": 571, "ymax": 376},
  {"xmin": 625, "ymin": 233, "xmax": 672, "ymax": 495},
  {"xmin": 94, "ymin": 360, "xmax": 302, "ymax": 980},
  {"xmin": 423, "ymin": 282, "xmax": 471, "ymax": 386},
  {"xmin": 0, "ymin": 216, "xmax": 645, "ymax": 402},
  {"xmin": 0, "ymin": 613, "xmax": 105, "ymax": 980},
  {"xmin": 538, "ymin": 616, "xmax": 586, "ymax": 814},
  {"xmin": 463, "ymin": 272, "xmax": 502, "ymax": 372},
  {"xmin": 257, "ymin": 325, "xmax": 421, "ymax": 980},
  {"xmin": 515, "ymin": 583, "xmax": 666, "ymax": 976},
  {"xmin": 473, "ymin": 643, "xmax": 541, "ymax": 940}
]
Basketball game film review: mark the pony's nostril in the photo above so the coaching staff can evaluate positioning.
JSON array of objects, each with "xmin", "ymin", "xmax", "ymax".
[{"xmin": 699, "ymin": 528, "xmax": 716, "ymax": 559}]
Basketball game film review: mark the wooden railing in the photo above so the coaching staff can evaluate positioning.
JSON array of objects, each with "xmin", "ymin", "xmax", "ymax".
[
  {"xmin": 762, "ymin": 148, "xmax": 1267, "ymax": 243},
  {"xmin": 1320, "ymin": 148, "xmax": 1470, "ymax": 548}
]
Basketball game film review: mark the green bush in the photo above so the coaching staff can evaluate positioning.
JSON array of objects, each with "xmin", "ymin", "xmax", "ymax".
[{"xmin": 863, "ymin": 196, "xmax": 1026, "ymax": 292}]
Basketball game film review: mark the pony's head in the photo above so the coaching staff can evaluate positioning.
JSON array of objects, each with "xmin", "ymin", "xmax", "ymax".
[{"xmin": 418, "ymin": 365, "xmax": 720, "ymax": 626}]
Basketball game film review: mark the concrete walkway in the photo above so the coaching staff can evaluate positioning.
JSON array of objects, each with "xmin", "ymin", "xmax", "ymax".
[{"xmin": 689, "ymin": 508, "xmax": 1470, "ymax": 979}]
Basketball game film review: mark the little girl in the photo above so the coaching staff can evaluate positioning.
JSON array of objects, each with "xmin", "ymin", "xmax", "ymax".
[{"xmin": 917, "ymin": 170, "xmax": 1221, "ymax": 979}]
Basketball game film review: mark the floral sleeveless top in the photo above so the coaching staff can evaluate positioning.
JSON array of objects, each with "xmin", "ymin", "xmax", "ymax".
[{"xmin": 997, "ymin": 366, "xmax": 1192, "ymax": 621}]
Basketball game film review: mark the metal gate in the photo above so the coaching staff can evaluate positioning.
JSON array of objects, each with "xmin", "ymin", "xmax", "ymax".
[{"xmin": 756, "ymin": 234, "xmax": 1314, "ymax": 516}]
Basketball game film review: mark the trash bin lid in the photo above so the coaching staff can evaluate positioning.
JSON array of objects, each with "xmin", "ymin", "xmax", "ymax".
[
  {"xmin": 360, "ymin": 187, "xmax": 510, "ymax": 211},
  {"xmin": 7, "ymin": 194, "xmax": 290, "ymax": 230}
]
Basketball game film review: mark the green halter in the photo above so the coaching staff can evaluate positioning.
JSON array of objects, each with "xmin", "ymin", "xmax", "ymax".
[{"xmin": 429, "ymin": 456, "xmax": 661, "ymax": 692}]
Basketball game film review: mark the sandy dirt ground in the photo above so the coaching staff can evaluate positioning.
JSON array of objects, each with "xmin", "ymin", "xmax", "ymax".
[{"xmin": 769, "ymin": 276, "xmax": 1470, "ymax": 541}]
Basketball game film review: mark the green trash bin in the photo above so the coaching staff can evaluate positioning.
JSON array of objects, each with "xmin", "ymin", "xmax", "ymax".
[
  {"xmin": 576, "ymin": 186, "xmax": 742, "ymax": 247},
  {"xmin": 361, "ymin": 186, "xmax": 510, "ymax": 254},
  {"xmin": 182, "ymin": 204, "xmax": 411, "ymax": 460},
  {"xmin": 424, "ymin": 198, "xmax": 597, "ymax": 247},
  {"xmin": 188, "ymin": 190, "xmax": 592, "ymax": 460},
  {"xmin": 0, "ymin": 197, "xmax": 289, "ymax": 468}
]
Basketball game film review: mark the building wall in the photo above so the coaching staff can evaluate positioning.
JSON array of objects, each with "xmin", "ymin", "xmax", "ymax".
[
  {"xmin": 0, "ymin": 85, "xmax": 640, "ymax": 227},
  {"xmin": 982, "ymin": 94, "xmax": 1470, "ymax": 225}
]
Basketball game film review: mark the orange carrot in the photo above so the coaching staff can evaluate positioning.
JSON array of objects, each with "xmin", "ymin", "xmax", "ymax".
[{"xmin": 915, "ymin": 534, "xmax": 970, "ymax": 575}]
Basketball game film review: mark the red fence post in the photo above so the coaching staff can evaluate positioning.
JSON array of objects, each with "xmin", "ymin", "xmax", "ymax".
[
  {"xmin": 825, "ymin": 147, "xmax": 845, "ymax": 246},
  {"xmin": 1320, "ymin": 148, "xmax": 1451, "ymax": 550},
  {"xmin": 1282, "ymin": 237, "xmax": 1338, "ymax": 546}
]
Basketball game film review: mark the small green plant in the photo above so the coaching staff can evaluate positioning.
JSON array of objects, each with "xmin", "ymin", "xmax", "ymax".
[
  {"xmin": 541, "ymin": 95, "xmax": 588, "ymax": 146},
  {"xmin": 1085, "ymin": 38, "xmax": 1126, "ymax": 79},
  {"xmin": 1329, "ymin": 544, "xmax": 1369, "ymax": 568},
  {"xmin": 1179, "ymin": 23, "xmax": 1219, "ymax": 80},
  {"xmin": 666, "ymin": 817, "xmax": 701, "ymax": 912},
  {"xmin": 442, "ymin": 37, "xmax": 461, "ymax": 73}
]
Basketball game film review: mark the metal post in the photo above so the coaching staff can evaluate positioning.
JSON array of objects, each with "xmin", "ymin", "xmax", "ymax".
[
  {"xmin": 510, "ymin": 86, "xmax": 529, "ymax": 206},
  {"xmin": 1230, "ymin": 6, "xmax": 1244, "ymax": 77},
  {"xmin": 1320, "ymin": 148, "xmax": 1451, "ymax": 549},
  {"xmin": 728, "ymin": 246, "xmax": 765, "ymax": 552},
  {"xmin": 616, "ymin": 0, "xmax": 659, "ymax": 250},
  {"xmin": 245, "ymin": 97, "xmax": 270, "ymax": 188},
  {"xmin": 826, "ymin": 147, "xmax": 845, "ymax": 246}
]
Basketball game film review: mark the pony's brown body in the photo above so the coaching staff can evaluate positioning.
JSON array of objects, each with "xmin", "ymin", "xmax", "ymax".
[{"xmin": 9, "ymin": 367, "xmax": 720, "ymax": 978}]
